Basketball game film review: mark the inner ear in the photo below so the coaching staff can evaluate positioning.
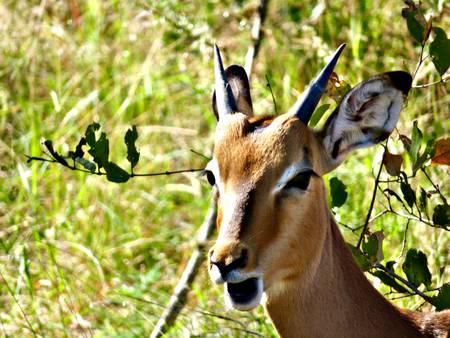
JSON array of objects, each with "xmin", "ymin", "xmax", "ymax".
[
  {"xmin": 212, "ymin": 65, "xmax": 253, "ymax": 120},
  {"xmin": 318, "ymin": 71, "xmax": 412, "ymax": 172}
]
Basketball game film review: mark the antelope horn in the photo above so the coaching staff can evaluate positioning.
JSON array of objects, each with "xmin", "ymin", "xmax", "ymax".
[
  {"xmin": 214, "ymin": 44, "xmax": 238, "ymax": 119},
  {"xmin": 290, "ymin": 44, "xmax": 346, "ymax": 124}
]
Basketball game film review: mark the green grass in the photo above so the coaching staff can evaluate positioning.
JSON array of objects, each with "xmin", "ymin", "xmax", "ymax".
[{"xmin": 0, "ymin": 0, "xmax": 449, "ymax": 336}]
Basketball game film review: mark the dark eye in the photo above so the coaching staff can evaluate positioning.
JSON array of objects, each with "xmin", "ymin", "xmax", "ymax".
[
  {"xmin": 285, "ymin": 170, "xmax": 314, "ymax": 191},
  {"xmin": 201, "ymin": 170, "xmax": 216, "ymax": 186}
]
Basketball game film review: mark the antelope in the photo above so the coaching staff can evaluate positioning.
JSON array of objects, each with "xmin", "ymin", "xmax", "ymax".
[{"xmin": 203, "ymin": 44, "xmax": 450, "ymax": 338}]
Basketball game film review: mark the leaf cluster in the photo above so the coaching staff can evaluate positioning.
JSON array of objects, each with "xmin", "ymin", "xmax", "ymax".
[
  {"xmin": 34, "ymin": 123, "xmax": 141, "ymax": 183},
  {"xmin": 337, "ymin": 120, "xmax": 449, "ymax": 309},
  {"xmin": 403, "ymin": 1, "xmax": 450, "ymax": 76}
]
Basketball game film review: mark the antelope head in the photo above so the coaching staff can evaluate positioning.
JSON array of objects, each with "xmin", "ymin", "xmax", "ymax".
[{"xmin": 204, "ymin": 44, "xmax": 412, "ymax": 311}]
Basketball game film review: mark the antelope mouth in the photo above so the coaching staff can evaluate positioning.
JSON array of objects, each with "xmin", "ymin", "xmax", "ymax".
[{"xmin": 224, "ymin": 277, "xmax": 263, "ymax": 311}]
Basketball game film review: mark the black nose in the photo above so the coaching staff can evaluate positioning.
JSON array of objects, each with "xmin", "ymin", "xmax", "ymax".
[{"xmin": 210, "ymin": 249, "xmax": 248, "ymax": 280}]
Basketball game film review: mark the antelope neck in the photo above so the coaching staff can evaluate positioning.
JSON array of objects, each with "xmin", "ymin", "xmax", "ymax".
[{"xmin": 263, "ymin": 215, "xmax": 424, "ymax": 338}]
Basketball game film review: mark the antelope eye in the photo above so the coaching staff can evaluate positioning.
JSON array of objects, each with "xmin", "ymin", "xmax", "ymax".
[
  {"xmin": 201, "ymin": 170, "xmax": 216, "ymax": 186},
  {"xmin": 285, "ymin": 170, "xmax": 314, "ymax": 191}
]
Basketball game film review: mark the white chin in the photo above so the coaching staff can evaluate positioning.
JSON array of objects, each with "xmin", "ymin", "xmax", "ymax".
[{"xmin": 224, "ymin": 277, "xmax": 263, "ymax": 311}]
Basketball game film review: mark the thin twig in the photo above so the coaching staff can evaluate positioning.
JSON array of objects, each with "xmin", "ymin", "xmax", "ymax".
[
  {"xmin": 375, "ymin": 263, "xmax": 434, "ymax": 304},
  {"xmin": 388, "ymin": 209, "xmax": 442, "ymax": 229},
  {"xmin": 412, "ymin": 42, "xmax": 426, "ymax": 81},
  {"xmin": 265, "ymin": 74, "xmax": 278, "ymax": 114},
  {"xmin": 26, "ymin": 155, "xmax": 204, "ymax": 177},
  {"xmin": 121, "ymin": 292, "xmax": 263, "ymax": 336},
  {"xmin": 413, "ymin": 78, "xmax": 445, "ymax": 88},
  {"xmin": 399, "ymin": 219, "xmax": 410, "ymax": 257},
  {"xmin": 421, "ymin": 167, "xmax": 447, "ymax": 204},
  {"xmin": 190, "ymin": 149, "xmax": 212, "ymax": 161},
  {"xmin": 357, "ymin": 148, "xmax": 385, "ymax": 249},
  {"xmin": 131, "ymin": 169, "xmax": 204, "ymax": 177}
]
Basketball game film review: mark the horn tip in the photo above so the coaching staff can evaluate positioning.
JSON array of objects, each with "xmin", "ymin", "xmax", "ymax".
[
  {"xmin": 332, "ymin": 43, "xmax": 346, "ymax": 59},
  {"xmin": 214, "ymin": 43, "xmax": 223, "ymax": 65}
]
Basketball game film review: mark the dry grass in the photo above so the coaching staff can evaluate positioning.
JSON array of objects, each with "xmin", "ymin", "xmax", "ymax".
[{"xmin": 0, "ymin": 0, "xmax": 448, "ymax": 336}]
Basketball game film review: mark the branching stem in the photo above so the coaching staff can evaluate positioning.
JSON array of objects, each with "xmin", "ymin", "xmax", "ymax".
[{"xmin": 26, "ymin": 155, "xmax": 204, "ymax": 177}]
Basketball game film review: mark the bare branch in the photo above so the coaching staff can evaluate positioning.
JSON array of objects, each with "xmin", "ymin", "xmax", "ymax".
[
  {"xmin": 151, "ymin": 2, "xmax": 271, "ymax": 336},
  {"xmin": 244, "ymin": 0, "xmax": 269, "ymax": 78},
  {"xmin": 150, "ymin": 201, "xmax": 217, "ymax": 338},
  {"xmin": 26, "ymin": 155, "xmax": 204, "ymax": 177},
  {"xmin": 413, "ymin": 78, "xmax": 445, "ymax": 88}
]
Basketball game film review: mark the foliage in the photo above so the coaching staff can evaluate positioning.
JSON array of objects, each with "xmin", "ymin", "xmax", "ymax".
[
  {"xmin": 329, "ymin": 177, "xmax": 348, "ymax": 208},
  {"xmin": 344, "ymin": 120, "xmax": 449, "ymax": 309},
  {"xmin": 0, "ymin": 0, "xmax": 448, "ymax": 336}
]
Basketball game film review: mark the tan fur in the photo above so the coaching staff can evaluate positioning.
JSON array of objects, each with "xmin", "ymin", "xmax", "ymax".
[{"xmin": 208, "ymin": 112, "xmax": 450, "ymax": 338}]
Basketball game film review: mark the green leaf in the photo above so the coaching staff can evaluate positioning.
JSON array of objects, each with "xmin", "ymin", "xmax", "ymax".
[
  {"xmin": 85, "ymin": 122, "xmax": 100, "ymax": 147},
  {"xmin": 70, "ymin": 137, "xmax": 86, "ymax": 160},
  {"xmin": 309, "ymin": 104, "xmax": 330, "ymax": 128},
  {"xmin": 400, "ymin": 181, "xmax": 416, "ymax": 208},
  {"xmin": 124, "ymin": 125, "xmax": 140, "ymax": 170},
  {"xmin": 348, "ymin": 244, "xmax": 371, "ymax": 271},
  {"xmin": 386, "ymin": 260, "xmax": 396, "ymax": 272},
  {"xmin": 399, "ymin": 134, "xmax": 411, "ymax": 152},
  {"xmin": 384, "ymin": 188, "xmax": 404, "ymax": 204},
  {"xmin": 75, "ymin": 157, "xmax": 96, "ymax": 173},
  {"xmin": 329, "ymin": 177, "xmax": 348, "ymax": 208},
  {"xmin": 362, "ymin": 234, "xmax": 378, "ymax": 258},
  {"xmin": 429, "ymin": 27, "xmax": 450, "ymax": 75},
  {"xmin": 418, "ymin": 187, "xmax": 428, "ymax": 214},
  {"xmin": 409, "ymin": 121, "xmax": 423, "ymax": 173},
  {"xmin": 432, "ymin": 204, "xmax": 449, "ymax": 228},
  {"xmin": 44, "ymin": 140, "xmax": 69, "ymax": 167},
  {"xmin": 414, "ymin": 138, "xmax": 435, "ymax": 172},
  {"xmin": 406, "ymin": 11, "xmax": 424, "ymax": 43},
  {"xmin": 372, "ymin": 270, "xmax": 408, "ymax": 293},
  {"xmin": 402, "ymin": 249, "xmax": 432, "ymax": 288},
  {"xmin": 432, "ymin": 283, "xmax": 450, "ymax": 311},
  {"xmin": 88, "ymin": 132, "xmax": 109, "ymax": 169},
  {"xmin": 105, "ymin": 162, "xmax": 130, "ymax": 183}
]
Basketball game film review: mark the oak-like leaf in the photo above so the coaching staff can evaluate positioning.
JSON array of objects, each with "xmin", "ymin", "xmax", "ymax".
[
  {"xmin": 383, "ymin": 151, "xmax": 403, "ymax": 176},
  {"xmin": 431, "ymin": 138, "xmax": 450, "ymax": 166}
]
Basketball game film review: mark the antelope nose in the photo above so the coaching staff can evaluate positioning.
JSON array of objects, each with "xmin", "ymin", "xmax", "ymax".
[{"xmin": 209, "ymin": 246, "xmax": 248, "ymax": 283}]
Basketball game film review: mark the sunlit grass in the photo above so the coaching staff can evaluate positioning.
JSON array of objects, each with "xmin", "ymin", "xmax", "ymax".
[{"xmin": 0, "ymin": 0, "xmax": 448, "ymax": 336}]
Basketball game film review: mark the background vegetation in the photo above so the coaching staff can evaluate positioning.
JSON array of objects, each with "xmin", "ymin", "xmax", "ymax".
[{"xmin": 0, "ymin": 0, "xmax": 448, "ymax": 337}]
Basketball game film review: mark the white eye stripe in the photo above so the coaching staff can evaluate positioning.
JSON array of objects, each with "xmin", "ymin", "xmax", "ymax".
[
  {"xmin": 273, "ymin": 163, "xmax": 313, "ymax": 194},
  {"xmin": 205, "ymin": 159, "xmax": 222, "ymax": 190}
]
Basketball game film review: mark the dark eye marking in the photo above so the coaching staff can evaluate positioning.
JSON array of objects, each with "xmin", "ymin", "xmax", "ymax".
[
  {"xmin": 201, "ymin": 169, "xmax": 216, "ymax": 186},
  {"xmin": 284, "ymin": 170, "xmax": 317, "ymax": 191}
]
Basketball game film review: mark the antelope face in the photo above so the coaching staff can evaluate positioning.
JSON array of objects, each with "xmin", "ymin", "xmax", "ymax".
[
  {"xmin": 205, "ymin": 45, "xmax": 411, "ymax": 311},
  {"xmin": 206, "ymin": 113, "xmax": 328, "ymax": 310}
]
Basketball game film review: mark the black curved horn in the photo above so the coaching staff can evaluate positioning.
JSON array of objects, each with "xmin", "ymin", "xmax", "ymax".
[
  {"xmin": 290, "ymin": 44, "xmax": 346, "ymax": 124},
  {"xmin": 214, "ymin": 44, "xmax": 238, "ymax": 119}
]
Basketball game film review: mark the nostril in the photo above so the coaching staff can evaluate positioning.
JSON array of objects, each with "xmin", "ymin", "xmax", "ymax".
[
  {"xmin": 209, "ymin": 246, "xmax": 249, "ymax": 279},
  {"xmin": 235, "ymin": 248, "xmax": 248, "ymax": 269},
  {"xmin": 241, "ymin": 248, "xmax": 248, "ymax": 260}
]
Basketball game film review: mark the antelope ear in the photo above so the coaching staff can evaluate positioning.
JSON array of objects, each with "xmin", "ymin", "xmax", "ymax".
[
  {"xmin": 212, "ymin": 65, "xmax": 253, "ymax": 120},
  {"xmin": 318, "ymin": 71, "xmax": 412, "ymax": 173}
]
